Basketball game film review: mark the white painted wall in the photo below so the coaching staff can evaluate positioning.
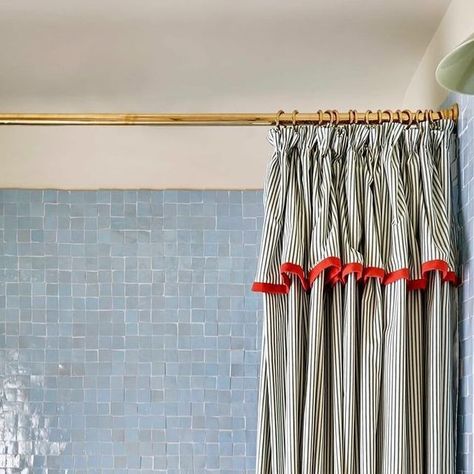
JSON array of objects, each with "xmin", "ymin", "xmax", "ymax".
[
  {"xmin": 404, "ymin": 0, "xmax": 474, "ymax": 108},
  {"xmin": 0, "ymin": 0, "xmax": 455, "ymax": 189}
]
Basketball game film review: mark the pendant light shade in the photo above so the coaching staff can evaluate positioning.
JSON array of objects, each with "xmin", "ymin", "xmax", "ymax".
[{"xmin": 436, "ymin": 33, "xmax": 474, "ymax": 94}]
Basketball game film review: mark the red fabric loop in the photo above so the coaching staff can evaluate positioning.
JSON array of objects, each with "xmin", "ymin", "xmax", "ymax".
[
  {"xmin": 341, "ymin": 263, "xmax": 364, "ymax": 282},
  {"xmin": 383, "ymin": 268, "xmax": 410, "ymax": 285},
  {"xmin": 280, "ymin": 262, "xmax": 310, "ymax": 291},
  {"xmin": 363, "ymin": 266, "xmax": 385, "ymax": 283},
  {"xmin": 422, "ymin": 259, "xmax": 449, "ymax": 279},
  {"xmin": 308, "ymin": 257, "xmax": 342, "ymax": 286}
]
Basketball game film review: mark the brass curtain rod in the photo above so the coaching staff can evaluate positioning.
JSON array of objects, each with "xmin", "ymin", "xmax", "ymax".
[{"xmin": 0, "ymin": 104, "xmax": 458, "ymax": 126}]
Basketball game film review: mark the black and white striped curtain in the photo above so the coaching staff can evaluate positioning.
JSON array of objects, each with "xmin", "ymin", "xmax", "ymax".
[{"xmin": 252, "ymin": 120, "xmax": 459, "ymax": 474}]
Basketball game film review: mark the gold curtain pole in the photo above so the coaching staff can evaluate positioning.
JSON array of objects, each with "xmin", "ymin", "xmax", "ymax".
[{"xmin": 0, "ymin": 104, "xmax": 458, "ymax": 126}]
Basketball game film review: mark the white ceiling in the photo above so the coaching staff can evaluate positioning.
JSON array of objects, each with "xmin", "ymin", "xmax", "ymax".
[{"xmin": 0, "ymin": 0, "xmax": 452, "ymax": 188}]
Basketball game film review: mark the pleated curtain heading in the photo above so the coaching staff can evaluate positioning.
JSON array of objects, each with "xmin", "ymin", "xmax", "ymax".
[{"xmin": 252, "ymin": 119, "xmax": 459, "ymax": 474}]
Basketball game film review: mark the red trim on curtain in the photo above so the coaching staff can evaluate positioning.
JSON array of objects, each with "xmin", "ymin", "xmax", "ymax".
[
  {"xmin": 308, "ymin": 257, "xmax": 341, "ymax": 286},
  {"xmin": 251, "ymin": 259, "xmax": 461, "ymax": 294},
  {"xmin": 422, "ymin": 259, "xmax": 449, "ymax": 278},
  {"xmin": 363, "ymin": 266, "xmax": 385, "ymax": 282},
  {"xmin": 407, "ymin": 278, "xmax": 427, "ymax": 291},
  {"xmin": 383, "ymin": 268, "xmax": 410, "ymax": 285},
  {"xmin": 251, "ymin": 281, "xmax": 288, "ymax": 294},
  {"xmin": 281, "ymin": 262, "xmax": 310, "ymax": 291},
  {"xmin": 445, "ymin": 271, "xmax": 461, "ymax": 286},
  {"xmin": 341, "ymin": 262, "xmax": 364, "ymax": 282}
]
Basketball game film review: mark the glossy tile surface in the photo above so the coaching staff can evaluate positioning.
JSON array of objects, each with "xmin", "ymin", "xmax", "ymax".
[{"xmin": 0, "ymin": 190, "xmax": 263, "ymax": 473}]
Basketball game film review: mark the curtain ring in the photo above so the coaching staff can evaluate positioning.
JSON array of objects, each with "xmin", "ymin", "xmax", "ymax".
[
  {"xmin": 348, "ymin": 109, "xmax": 354, "ymax": 124},
  {"xmin": 377, "ymin": 110, "xmax": 383, "ymax": 124},
  {"xmin": 353, "ymin": 109, "xmax": 359, "ymax": 124},
  {"xmin": 428, "ymin": 109, "xmax": 436, "ymax": 123},
  {"xmin": 414, "ymin": 109, "xmax": 424, "ymax": 124},
  {"xmin": 324, "ymin": 109, "xmax": 333, "ymax": 125},
  {"xmin": 333, "ymin": 110, "xmax": 340, "ymax": 126},
  {"xmin": 383, "ymin": 109, "xmax": 394, "ymax": 122},
  {"xmin": 395, "ymin": 109, "xmax": 402, "ymax": 123},
  {"xmin": 291, "ymin": 109, "xmax": 298, "ymax": 127},
  {"xmin": 317, "ymin": 109, "xmax": 324, "ymax": 125},
  {"xmin": 275, "ymin": 110, "xmax": 284, "ymax": 128},
  {"xmin": 365, "ymin": 110, "xmax": 372, "ymax": 125},
  {"xmin": 403, "ymin": 109, "xmax": 413, "ymax": 127}
]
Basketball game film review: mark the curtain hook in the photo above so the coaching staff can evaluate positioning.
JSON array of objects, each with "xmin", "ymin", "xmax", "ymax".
[
  {"xmin": 291, "ymin": 109, "xmax": 298, "ymax": 128},
  {"xmin": 275, "ymin": 110, "xmax": 284, "ymax": 128}
]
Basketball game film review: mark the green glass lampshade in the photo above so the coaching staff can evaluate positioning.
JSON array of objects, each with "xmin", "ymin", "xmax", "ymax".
[{"xmin": 436, "ymin": 33, "xmax": 474, "ymax": 94}]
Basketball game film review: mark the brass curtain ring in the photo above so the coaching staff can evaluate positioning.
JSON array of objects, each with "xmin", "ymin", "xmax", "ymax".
[
  {"xmin": 403, "ymin": 109, "xmax": 413, "ymax": 127},
  {"xmin": 292, "ymin": 109, "xmax": 298, "ymax": 127},
  {"xmin": 333, "ymin": 110, "xmax": 340, "ymax": 126},
  {"xmin": 275, "ymin": 110, "xmax": 284, "ymax": 128},
  {"xmin": 377, "ymin": 110, "xmax": 383, "ymax": 124},
  {"xmin": 317, "ymin": 109, "xmax": 324, "ymax": 125},
  {"xmin": 395, "ymin": 109, "xmax": 402, "ymax": 123},
  {"xmin": 415, "ymin": 109, "xmax": 424, "ymax": 124},
  {"xmin": 365, "ymin": 110, "xmax": 372, "ymax": 125},
  {"xmin": 428, "ymin": 109, "xmax": 436, "ymax": 123},
  {"xmin": 324, "ymin": 109, "xmax": 333, "ymax": 125},
  {"xmin": 383, "ymin": 110, "xmax": 394, "ymax": 123},
  {"xmin": 353, "ymin": 109, "xmax": 359, "ymax": 124},
  {"xmin": 348, "ymin": 109, "xmax": 354, "ymax": 124}
]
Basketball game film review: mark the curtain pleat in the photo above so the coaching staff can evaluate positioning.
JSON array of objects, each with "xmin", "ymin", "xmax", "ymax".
[{"xmin": 253, "ymin": 120, "xmax": 458, "ymax": 474}]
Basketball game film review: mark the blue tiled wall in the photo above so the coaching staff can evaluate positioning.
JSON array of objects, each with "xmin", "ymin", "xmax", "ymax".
[
  {"xmin": 0, "ymin": 190, "xmax": 263, "ymax": 473},
  {"xmin": 454, "ymin": 94, "xmax": 474, "ymax": 474}
]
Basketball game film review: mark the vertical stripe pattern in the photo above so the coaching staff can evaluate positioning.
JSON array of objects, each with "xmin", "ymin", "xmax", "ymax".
[{"xmin": 253, "ymin": 120, "xmax": 459, "ymax": 474}]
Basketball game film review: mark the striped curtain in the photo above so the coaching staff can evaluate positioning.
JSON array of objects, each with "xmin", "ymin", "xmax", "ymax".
[{"xmin": 252, "ymin": 120, "xmax": 459, "ymax": 474}]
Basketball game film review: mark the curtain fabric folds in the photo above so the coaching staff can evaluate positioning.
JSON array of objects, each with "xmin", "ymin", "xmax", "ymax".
[{"xmin": 253, "ymin": 120, "xmax": 458, "ymax": 474}]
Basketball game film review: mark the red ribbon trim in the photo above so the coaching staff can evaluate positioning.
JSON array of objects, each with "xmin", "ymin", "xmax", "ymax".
[
  {"xmin": 251, "ymin": 258, "xmax": 461, "ymax": 294},
  {"xmin": 363, "ymin": 266, "xmax": 385, "ymax": 283},
  {"xmin": 308, "ymin": 257, "xmax": 342, "ymax": 286},
  {"xmin": 383, "ymin": 268, "xmax": 410, "ymax": 285},
  {"xmin": 251, "ymin": 282, "xmax": 288, "ymax": 294},
  {"xmin": 407, "ymin": 278, "xmax": 427, "ymax": 291},
  {"xmin": 281, "ymin": 262, "xmax": 310, "ymax": 291},
  {"xmin": 422, "ymin": 259, "xmax": 449, "ymax": 279},
  {"xmin": 341, "ymin": 263, "xmax": 364, "ymax": 282}
]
